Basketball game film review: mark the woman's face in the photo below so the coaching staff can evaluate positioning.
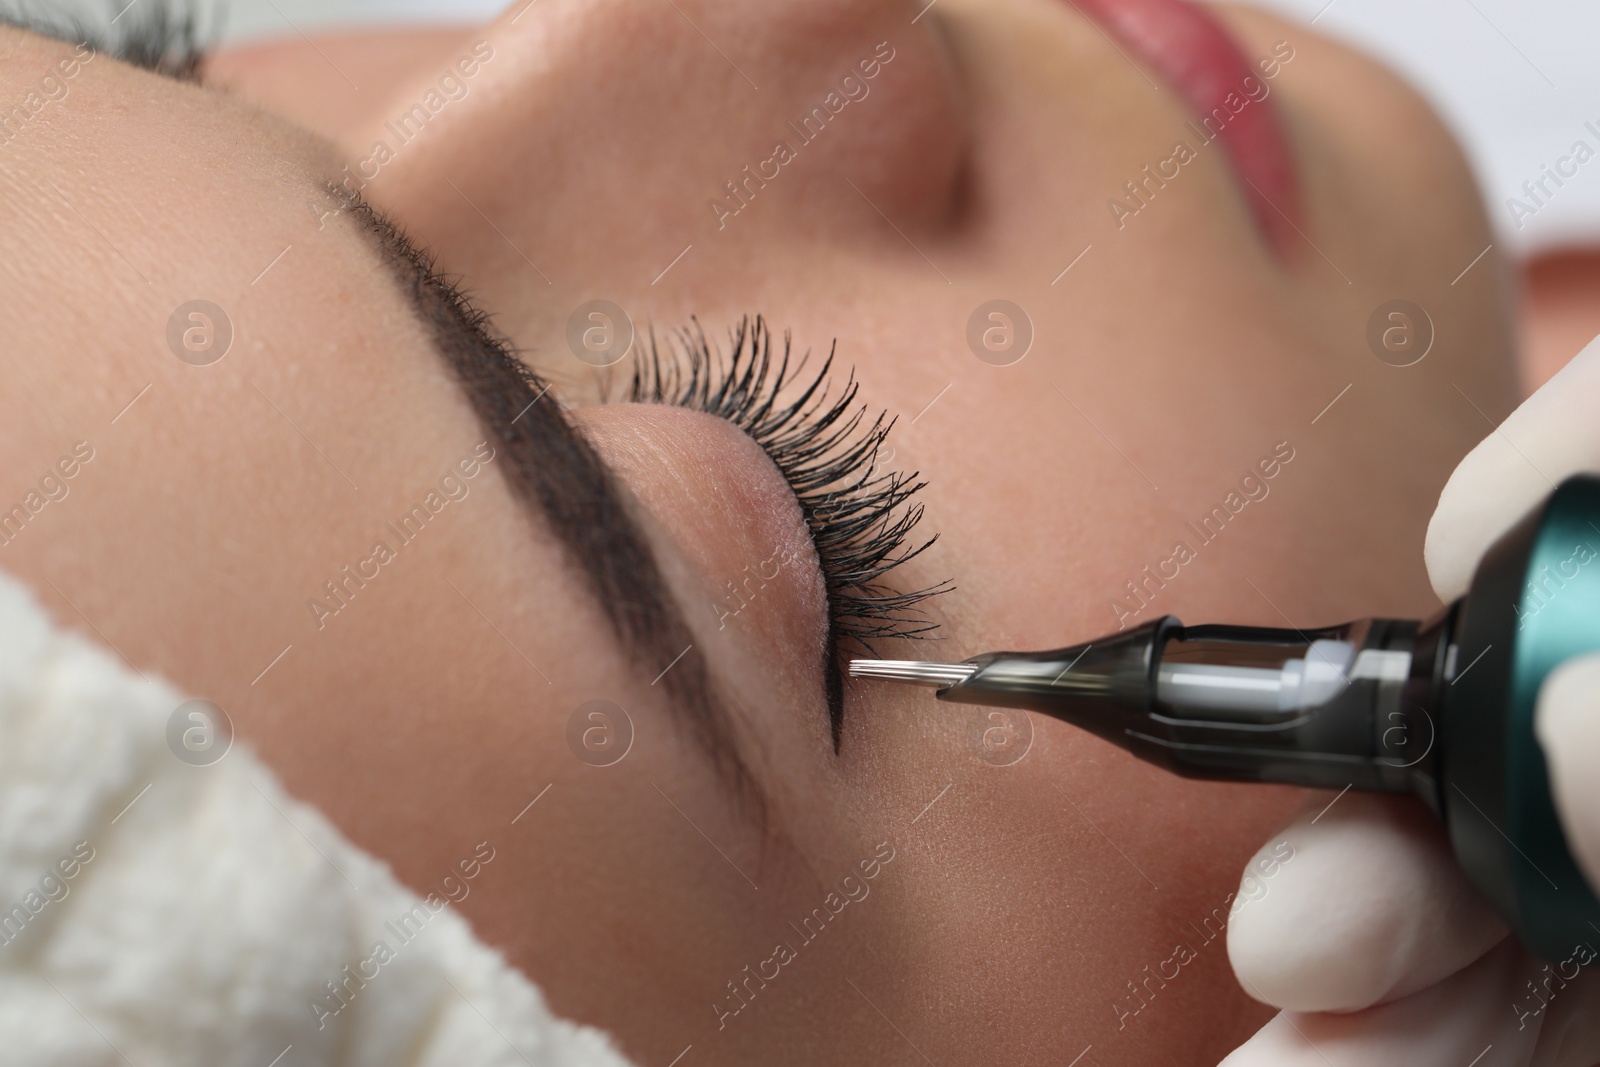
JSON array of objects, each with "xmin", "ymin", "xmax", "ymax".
[{"xmin": 0, "ymin": 1, "xmax": 1516, "ymax": 1063}]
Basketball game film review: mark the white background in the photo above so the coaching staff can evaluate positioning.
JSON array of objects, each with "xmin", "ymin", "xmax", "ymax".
[{"xmin": 201, "ymin": 0, "xmax": 1600, "ymax": 258}]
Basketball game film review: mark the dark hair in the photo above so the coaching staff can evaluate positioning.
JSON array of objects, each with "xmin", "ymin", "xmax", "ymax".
[{"xmin": 0, "ymin": 0, "xmax": 214, "ymax": 82}]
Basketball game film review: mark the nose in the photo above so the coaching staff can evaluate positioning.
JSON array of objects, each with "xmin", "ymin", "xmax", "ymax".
[{"xmin": 359, "ymin": 0, "xmax": 967, "ymax": 303}]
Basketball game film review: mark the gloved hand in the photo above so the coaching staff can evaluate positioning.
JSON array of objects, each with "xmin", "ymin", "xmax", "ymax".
[{"xmin": 1218, "ymin": 335, "xmax": 1600, "ymax": 1066}]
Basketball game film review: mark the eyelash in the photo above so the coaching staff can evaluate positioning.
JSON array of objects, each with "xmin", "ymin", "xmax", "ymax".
[{"xmin": 621, "ymin": 317, "xmax": 951, "ymax": 668}]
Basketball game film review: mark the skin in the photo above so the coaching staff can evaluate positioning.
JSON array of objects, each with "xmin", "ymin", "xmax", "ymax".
[
  {"xmin": 0, "ymin": 1, "xmax": 1520, "ymax": 1064},
  {"xmin": 1520, "ymin": 251, "xmax": 1600, "ymax": 391}
]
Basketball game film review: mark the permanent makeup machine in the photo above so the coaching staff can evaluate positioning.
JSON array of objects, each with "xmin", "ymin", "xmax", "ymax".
[{"xmin": 853, "ymin": 474, "xmax": 1600, "ymax": 960}]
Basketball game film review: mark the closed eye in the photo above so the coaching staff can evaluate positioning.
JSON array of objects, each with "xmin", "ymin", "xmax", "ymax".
[{"xmin": 618, "ymin": 317, "xmax": 952, "ymax": 750}]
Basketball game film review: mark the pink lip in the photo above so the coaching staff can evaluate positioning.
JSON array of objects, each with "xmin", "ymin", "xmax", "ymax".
[{"xmin": 1071, "ymin": 0, "xmax": 1302, "ymax": 256}]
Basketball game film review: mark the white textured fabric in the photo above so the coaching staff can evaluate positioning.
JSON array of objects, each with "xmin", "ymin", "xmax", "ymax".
[{"xmin": 0, "ymin": 568, "xmax": 634, "ymax": 1067}]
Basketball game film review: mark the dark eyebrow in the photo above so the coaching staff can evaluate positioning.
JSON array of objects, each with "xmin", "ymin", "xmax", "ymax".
[
  {"xmin": 330, "ymin": 190, "xmax": 761, "ymax": 807},
  {"xmin": 0, "ymin": 2, "xmax": 762, "ymax": 806}
]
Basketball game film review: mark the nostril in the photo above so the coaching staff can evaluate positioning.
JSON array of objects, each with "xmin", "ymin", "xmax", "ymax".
[
  {"xmin": 643, "ymin": 0, "xmax": 969, "ymax": 243},
  {"xmin": 358, "ymin": 0, "xmax": 969, "ymax": 306},
  {"xmin": 708, "ymin": 40, "xmax": 905, "ymax": 232},
  {"xmin": 692, "ymin": 4, "xmax": 969, "ymax": 241},
  {"xmin": 811, "ymin": 32, "xmax": 966, "ymax": 238}
]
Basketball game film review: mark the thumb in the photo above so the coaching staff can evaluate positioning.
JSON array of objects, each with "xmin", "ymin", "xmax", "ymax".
[
  {"xmin": 1535, "ymin": 651, "xmax": 1600, "ymax": 894},
  {"xmin": 1426, "ymin": 333, "xmax": 1600, "ymax": 602},
  {"xmin": 1226, "ymin": 792, "xmax": 1504, "ymax": 1013}
]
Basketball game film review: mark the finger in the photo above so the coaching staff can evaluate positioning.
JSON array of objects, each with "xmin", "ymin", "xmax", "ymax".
[
  {"xmin": 1535, "ymin": 652, "xmax": 1600, "ymax": 893},
  {"xmin": 1227, "ymin": 791, "xmax": 1505, "ymax": 1013},
  {"xmin": 1220, "ymin": 939, "xmax": 1600, "ymax": 1067},
  {"xmin": 1425, "ymin": 332, "xmax": 1600, "ymax": 602},
  {"xmin": 1219, "ymin": 938, "xmax": 1541, "ymax": 1067}
]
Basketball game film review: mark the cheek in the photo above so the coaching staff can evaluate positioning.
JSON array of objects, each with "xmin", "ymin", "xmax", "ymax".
[
  {"xmin": 465, "ymin": 700, "xmax": 846, "ymax": 1056},
  {"xmin": 834, "ymin": 674, "xmax": 1300, "ymax": 1056}
]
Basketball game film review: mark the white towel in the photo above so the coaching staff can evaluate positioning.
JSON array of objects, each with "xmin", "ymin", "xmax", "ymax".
[{"xmin": 0, "ymin": 568, "xmax": 635, "ymax": 1067}]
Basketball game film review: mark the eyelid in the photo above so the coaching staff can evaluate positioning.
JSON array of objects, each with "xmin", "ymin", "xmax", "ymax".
[
  {"xmin": 615, "ymin": 316, "xmax": 951, "ymax": 748},
  {"xmin": 332, "ymin": 191, "xmax": 767, "ymax": 809}
]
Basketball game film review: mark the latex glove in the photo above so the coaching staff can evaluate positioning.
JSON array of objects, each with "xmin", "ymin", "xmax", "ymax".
[{"xmin": 1219, "ymin": 334, "xmax": 1600, "ymax": 1066}]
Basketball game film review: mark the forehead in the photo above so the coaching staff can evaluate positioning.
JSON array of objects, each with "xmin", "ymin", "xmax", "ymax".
[
  {"xmin": 0, "ymin": 26, "xmax": 340, "ymax": 211},
  {"xmin": 0, "ymin": 27, "xmax": 419, "ymax": 372}
]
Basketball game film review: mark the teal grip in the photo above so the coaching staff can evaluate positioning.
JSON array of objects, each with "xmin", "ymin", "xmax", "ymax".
[{"xmin": 1444, "ymin": 473, "xmax": 1600, "ymax": 960}]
